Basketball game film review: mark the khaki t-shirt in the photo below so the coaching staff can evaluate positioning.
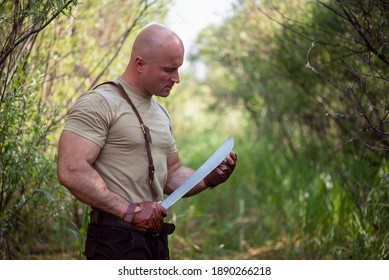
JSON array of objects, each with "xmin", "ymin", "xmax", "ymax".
[{"xmin": 63, "ymin": 77, "xmax": 177, "ymax": 202}]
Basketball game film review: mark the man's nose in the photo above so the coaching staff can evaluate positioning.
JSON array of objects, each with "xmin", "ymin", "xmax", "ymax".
[{"xmin": 171, "ymin": 70, "xmax": 180, "ymax": 84}]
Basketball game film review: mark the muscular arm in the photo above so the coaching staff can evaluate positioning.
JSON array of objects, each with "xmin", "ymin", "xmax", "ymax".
[
  {"xmin": 57, "ymin": 131, "xmax": 129, "ymax": 218},
  {"xmin": 164, "ymin": 150, "xmax": 238, "ymax": 197},
  {"xmin": 164, "ymin": 152, "xmax": 208, "ymax": 196}
]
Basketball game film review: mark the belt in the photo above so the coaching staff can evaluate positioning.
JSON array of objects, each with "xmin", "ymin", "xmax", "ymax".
[{"xmin": 89, "ymin": 210, "xmax": 175, "ymax": 235}]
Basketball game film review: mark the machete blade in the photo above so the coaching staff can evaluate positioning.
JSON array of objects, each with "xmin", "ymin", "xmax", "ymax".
[{"xmin": 162, "ymin": 136, "xmax": 234, "ymax": 209}]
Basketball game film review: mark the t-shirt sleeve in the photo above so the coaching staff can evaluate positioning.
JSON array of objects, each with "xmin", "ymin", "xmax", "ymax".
[{"xmin": 63, "ymin": 92, "xmax": 112, "ymax": 148}]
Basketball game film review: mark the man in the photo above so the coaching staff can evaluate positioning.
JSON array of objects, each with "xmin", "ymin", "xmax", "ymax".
[{"xmin": 57, "ymin": 24, "xmax": 237, "ymax": 260}]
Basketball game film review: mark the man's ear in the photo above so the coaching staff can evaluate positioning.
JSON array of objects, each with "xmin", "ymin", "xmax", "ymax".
[{"xmin": 135, "ymin": 56, "xmax": 146, "ymax": 72}]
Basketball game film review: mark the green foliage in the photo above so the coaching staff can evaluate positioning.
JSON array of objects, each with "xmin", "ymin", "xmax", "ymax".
[
  {"xmin": 177, "ymin": 0, "xmax": 389, "ymax": 259},
  {"xmin": 0, "ymin": 74, "xmax": 75, "ymax": 259},
  {"xmin": 168, "ymin": 116, "xmax": 388, "ymax": 259},
  {"xmin": 1, "ymin": 0, "xmax": 172, "ymax": 259},
  {"xmin": 1, "ymin": 0, "xmax": 80, "ymax": 260},
  {"xmin": 1, "ymin": 0, "xmax": 387, "ymax": 260}
]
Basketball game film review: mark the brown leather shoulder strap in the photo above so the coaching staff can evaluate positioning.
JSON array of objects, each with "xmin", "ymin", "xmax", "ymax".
[{"xmin": 93, "ymin": 81, "xmax": 159, "ymax": 200}]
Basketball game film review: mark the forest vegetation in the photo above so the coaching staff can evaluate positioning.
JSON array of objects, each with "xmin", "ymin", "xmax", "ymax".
[{"xmin": 0, "ymin": 0, "xmax": 388, "ymax": 259}]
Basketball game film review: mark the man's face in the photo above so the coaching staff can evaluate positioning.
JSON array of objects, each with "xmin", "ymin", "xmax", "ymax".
[{"xmin": 141, "ymin": 43, "xmax": 184, "ymax": 97}]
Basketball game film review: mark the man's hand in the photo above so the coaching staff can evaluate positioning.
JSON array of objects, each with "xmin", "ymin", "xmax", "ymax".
[
  {"xmin": 131, "ymin": 201, "xmax": 169, "ymax": 231},
  {"xmin": 204, "ymin": 151, "xmax": 238, "ymax": 188}
]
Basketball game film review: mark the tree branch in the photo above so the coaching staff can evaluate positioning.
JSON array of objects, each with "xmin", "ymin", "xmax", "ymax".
[{"xmin": 0, "ymin": 0, "xmax": 75, "ymax": 67}]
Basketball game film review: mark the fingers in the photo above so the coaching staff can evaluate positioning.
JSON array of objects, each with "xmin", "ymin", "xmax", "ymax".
[
  {"xmin": 226, "ymin": 151, "xmax": 237, "ymax": 163},
  {"xmin": 203, "ymin": 151, "xmax": 238, "ymax": 188},
  {"xmin": 217, "ymin": 151, "xmax": 237, "ymax": 174},
  {"xmin": 132, "ymin": 201, "xmax": 168, "ymax": 231},
  {"xmin": 228, "ymin": 151, "xmax": 238, "ymax": 166},
  {"xmin": 216, "ymin": 163, "xmax": 232, "ymax": 176},
  {"xmin": 157, "ymin": 201, "xmax": 169, "ymax": 218}
]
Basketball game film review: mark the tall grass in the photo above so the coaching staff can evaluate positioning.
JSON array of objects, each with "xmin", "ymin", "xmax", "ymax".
[{"xmin": 167, "ymin": 124, "xmax": 388, "ymax": 259}]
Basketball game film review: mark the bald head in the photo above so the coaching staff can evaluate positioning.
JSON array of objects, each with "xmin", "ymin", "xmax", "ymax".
[
  {"xmin": 131, "ymin": 24, "xmax": 184, "ymax": 63},
  {"xmin": 121, "ymin": 24, "xmax": 184, "ymax": 97}
]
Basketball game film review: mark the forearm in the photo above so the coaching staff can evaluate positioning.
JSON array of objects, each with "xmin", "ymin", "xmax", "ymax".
[
  {"xmin": 58, "ymin": 163, "xmax": 129, "ymax": 219},
  {"xmin": 165, "ymin": 151, "xmax": 238, "ymax": 197},
  {"xmin": 165, "ymin": 165, "xmax": 209, "ymax": 197},
  {"xmin": 57, "ymin": 131, "xmax": 131, "ymax": 218}
]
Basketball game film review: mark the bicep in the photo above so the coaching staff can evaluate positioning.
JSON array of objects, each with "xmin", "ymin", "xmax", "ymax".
[{"xmin": 57, "ymin": 131, "xmax": 101, "ymax": 179}]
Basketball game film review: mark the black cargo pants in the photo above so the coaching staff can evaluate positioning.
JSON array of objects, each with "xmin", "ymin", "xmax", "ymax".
[{"xmin": 84, "ymin": 210, "xmax": 173, "ymax": 260}]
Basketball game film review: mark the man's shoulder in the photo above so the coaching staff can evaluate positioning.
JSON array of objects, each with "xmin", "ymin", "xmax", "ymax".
[
  {"xmin": 75, "ymin": 83, "xmax": 123, "ymax": 110},
  {"xmin": 92, "ymin": 82, "xmax": 122, "ymax": 100},
  {"xmin": 69, "ymin": 83, "xmax": 124, "ymax": 119}
]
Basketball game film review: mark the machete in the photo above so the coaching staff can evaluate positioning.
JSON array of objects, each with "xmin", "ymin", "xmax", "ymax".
[{"xmin": 162, "ymin": 136, "xmax": 234, "ymax": 209}]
